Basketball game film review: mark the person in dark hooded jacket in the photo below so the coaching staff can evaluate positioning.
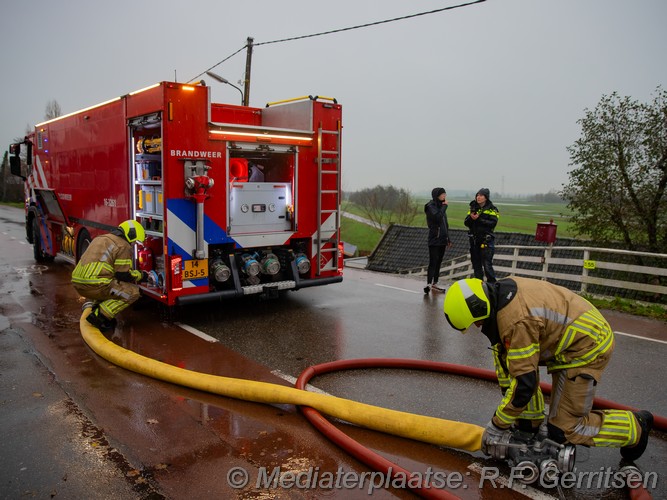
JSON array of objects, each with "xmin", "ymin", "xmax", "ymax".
[{"xmin": 424, "ymin": 187, "xmax": 452, "ymax": 293}]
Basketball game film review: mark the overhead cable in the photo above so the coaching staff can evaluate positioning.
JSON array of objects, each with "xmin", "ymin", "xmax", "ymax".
[
  {"xmin": 188, "ymin": 0, "xmax": 486, "ymax": 82},
  {"xmin": 255, "ymin": 0, "xmax": 487, "ymax": 46}
]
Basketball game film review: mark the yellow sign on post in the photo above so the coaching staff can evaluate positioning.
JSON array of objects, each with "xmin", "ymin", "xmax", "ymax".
[{"xmin": 583, "ymin": 260, "xmax": 596, "ymax": 270}]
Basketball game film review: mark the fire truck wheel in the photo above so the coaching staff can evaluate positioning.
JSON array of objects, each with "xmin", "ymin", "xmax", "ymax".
[
  {"xmin": 77, "ymin": 229, "xmax": 92, "ymax": 262},
  {"xmin": 159, "ymin": 304, "xmax": 180, "ymax": 323},
  {"xmin": 32, "ymin": 218, "xmax": 54, "ymax": 263}
]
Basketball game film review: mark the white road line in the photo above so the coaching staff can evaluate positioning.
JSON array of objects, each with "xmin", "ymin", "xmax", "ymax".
[
  {"xmin": 4, "ymin": 230, "xmax": 27, "ymax": 244},
  {"xmin": 174, "ymin": 322, "xmax": 219, "ymax": 343},
  {"xmin": 271, "ymin": 370, "xmax": 333, "ymax": 396},
  {"xmin": 467, "ymin": 462, "xmax": 556, "ymax": 500},
  {"xmin": 614, "ymin": 330, "xmax": 667, "ymax": 345},
  {"xmin": 175, "ymin": 323, "xmax": 332, "ymax": 395},
  {"xmin": 375, "ymin": 283, "xmax": 421, "ymax": 294}
]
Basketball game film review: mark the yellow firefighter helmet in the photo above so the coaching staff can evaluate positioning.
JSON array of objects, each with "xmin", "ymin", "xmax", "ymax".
[
  {"xmin": 443, "ymin": 278, "xmax": 490, "ymax": 332},
  {"xmin": 118, "ymin": 220, "xmax": 145, "ymax": 244}
]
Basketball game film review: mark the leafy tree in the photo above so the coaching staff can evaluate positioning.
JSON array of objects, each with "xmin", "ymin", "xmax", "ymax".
[
  {"xmin": 561, "ymin": 87, "xmax": 667, "ymax": 253},
  {"xmin": 347, "ymin": 185, "xmax": 419, "ymax": 232}
]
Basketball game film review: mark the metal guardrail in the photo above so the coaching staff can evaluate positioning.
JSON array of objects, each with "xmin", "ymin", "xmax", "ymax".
[{"xmin": 406, "ymin": 245, "xmax": 667, "ymax": 302}]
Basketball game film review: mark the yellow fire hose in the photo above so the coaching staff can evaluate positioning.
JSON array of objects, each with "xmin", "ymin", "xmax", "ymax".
[{"xmin": 80, "ymin": 309, "xmax": 484, "ymax": 452}]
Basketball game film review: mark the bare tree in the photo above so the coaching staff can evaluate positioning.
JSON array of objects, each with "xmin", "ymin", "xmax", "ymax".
[
  {"xmin": 348, "ymin": 185, "xmax": 420, "ymax": 232},
  {"xmin": 0, "ymin": 151, "xmax": 24, "ymax": 203},
  {"xmin": 45, "ymin": 99, "xmax": 62, "ymax": 120}
]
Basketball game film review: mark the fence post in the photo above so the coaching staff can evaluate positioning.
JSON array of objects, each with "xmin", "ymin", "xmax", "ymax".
[
  {"xmin": 581, "ymin": 249, "xmax": 589, "ymax": 294},
  {"xmin": 541, "ymin": 244, "xmax": 552, "ymax": 280}
]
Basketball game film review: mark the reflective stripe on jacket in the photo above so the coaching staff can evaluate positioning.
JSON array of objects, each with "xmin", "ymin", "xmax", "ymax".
[
  {"xmin": 72, "ymin": 233, "xmax": 133, "ymax": 286},
  {"xmin": 464, "ymin": 201, "xmax": 499, "ymax": 243},
  {"xmin": 493, "ymin": 277, "xmax": 614, "ymax": 425}
]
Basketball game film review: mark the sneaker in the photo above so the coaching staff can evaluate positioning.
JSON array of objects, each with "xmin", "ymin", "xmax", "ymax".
[
  {"xmin": 621, "ymin": 410, "xmax": 653, "ymax": 461},
  {"xmin": 431, "ymin": 284, "xmax": 444, "ymax": 292},
  {"xmin": 423, "ymin": 285, "xmax": 431, "ymax": 294}
]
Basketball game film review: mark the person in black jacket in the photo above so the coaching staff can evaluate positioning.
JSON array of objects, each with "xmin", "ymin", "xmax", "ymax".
[
  {"xmin": 424, "ymin": 187, "xmax": 452, "ymax": 294},
  {"xmin": 464, "ymin": 188, "xmax": 499, "ymax": 282}
]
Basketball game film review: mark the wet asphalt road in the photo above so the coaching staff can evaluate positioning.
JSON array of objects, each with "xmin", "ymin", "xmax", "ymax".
[{"xmin": 1, "ymin": 203, "xmax": 666, "ymax": 500}]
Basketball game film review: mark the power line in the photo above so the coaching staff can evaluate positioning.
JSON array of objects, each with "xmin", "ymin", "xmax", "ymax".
[
  {"xmin": 188, "ymin": 0, "xmax": 486, "ymax": 83},
  {"xmin": 256, "ymin": 0, "xmax": 486, "ymax": 46},
  {"xmin": 188, "ymin": 46, "xmax": 247, "ymax": 83}
]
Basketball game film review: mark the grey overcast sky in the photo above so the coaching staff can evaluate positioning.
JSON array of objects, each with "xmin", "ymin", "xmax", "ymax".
[{"xmin": 1, "ymin": 0, "xmax": 665, "ymax": 196}]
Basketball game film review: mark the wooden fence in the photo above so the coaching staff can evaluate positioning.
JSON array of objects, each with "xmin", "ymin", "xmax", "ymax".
[{"xmin": 408, "ymin": 245, "xmax": 667, "ymax": 302}]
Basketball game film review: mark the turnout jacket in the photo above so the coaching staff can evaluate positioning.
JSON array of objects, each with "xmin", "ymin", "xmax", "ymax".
[
  {"xmin": 486, "ymin": 277, "xmax": 614, "ymax": 428},
  {"xmin": 71, "ymin": 233, "xmax": 135, "ymax": 286}
]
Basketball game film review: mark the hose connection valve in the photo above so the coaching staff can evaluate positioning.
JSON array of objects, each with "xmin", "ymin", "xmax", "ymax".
[{"xmin": 487, "ymin": 424, "xmax": 576, "ymax": 485}]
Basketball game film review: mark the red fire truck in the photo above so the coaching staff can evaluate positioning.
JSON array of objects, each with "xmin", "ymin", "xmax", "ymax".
[{"xmin": 9, "ymin": 81, "xmax": 343, "ymax": 306}]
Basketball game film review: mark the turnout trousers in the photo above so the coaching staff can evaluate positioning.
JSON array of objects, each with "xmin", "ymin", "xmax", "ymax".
[
  {"xmin": 73, "ymin": 280, "xmax": 140, "ymax": 320},
  {"xmin": 495, "ymin": 331, "xmax": 643, "ymax": 448},
  {"xmin": 548, "ymin": 351, "xmax": 641, "ymax": 448}
]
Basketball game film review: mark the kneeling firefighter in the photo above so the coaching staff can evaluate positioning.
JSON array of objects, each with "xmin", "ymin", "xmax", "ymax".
[
  {"xmin": 443, "ymin": 277, "xmax": 653, "ymax": 462},
  {"xmin": 72, "ymin": 220, "xmax": 146, "ymax": 332}
]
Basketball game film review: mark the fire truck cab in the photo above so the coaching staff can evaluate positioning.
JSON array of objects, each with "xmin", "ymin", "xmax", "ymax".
[{"xmin": 10, "ymin": 82, "xmax": 343, "ymax": 306}]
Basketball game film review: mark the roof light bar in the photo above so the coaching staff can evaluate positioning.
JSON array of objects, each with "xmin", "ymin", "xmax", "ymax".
[
  {"xmin": 210, "ymin": 129, "xmax": 312, "ymax": 141},
  {"xmin": 36, "ymin": 97, "xmax": 122, "ymax": 126},
  {"xmin": 37, "ymin": 82, "xmax": 165, "ymax": 127}
]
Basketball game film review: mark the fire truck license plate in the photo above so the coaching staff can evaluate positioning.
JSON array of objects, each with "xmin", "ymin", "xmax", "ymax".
[{"xmin": 183, "ymin": 259, "xmax": 208, "ymax": 280}]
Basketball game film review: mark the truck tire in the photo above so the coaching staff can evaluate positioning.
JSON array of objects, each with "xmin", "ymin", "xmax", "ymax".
[
  {"xmin": 77, "ymin": 229, "xmax": 92, "ymax": 262},
  {"xmin": 32, "ymin": 218, "xmax": 55, "ymax": 263}
]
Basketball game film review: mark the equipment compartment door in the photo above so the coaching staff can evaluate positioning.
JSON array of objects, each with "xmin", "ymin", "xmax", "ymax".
[
  {"xmin": 226, "ymin": 143, "xmax": 296, "ymax": 236},
  {"xmin": 229, "ymin": 183, "xmax": 292, "ymax": 234}
]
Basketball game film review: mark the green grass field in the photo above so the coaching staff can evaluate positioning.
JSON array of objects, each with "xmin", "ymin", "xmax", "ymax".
[
  {"xmin": 444, "ymin": 199, "xmax": 575, "ymax": 234},
  {"xmin": 340, "ymin": 217, "xmax": 385, "ymax": 254},
  {"xmin": 341, "ymin": 199, "xmax": 576, "ymax": 254}
]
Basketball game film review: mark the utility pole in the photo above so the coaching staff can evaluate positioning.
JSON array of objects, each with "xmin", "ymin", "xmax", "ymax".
[{"xmin": 243, "ymin": 37, "xmax": 254, "ymax": 107}]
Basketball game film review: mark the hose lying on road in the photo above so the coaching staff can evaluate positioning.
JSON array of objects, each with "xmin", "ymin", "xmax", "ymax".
[
  {"xmin": 79, "ymin": 309, "xmax": 483, "ymax": 452},
  {"xmin": 80, "ymin": 311, "xmax": 664, "ymax": 500},
  {"xmin": 297, "ymin": 358, "xmax": 665, "ymax": 500}
]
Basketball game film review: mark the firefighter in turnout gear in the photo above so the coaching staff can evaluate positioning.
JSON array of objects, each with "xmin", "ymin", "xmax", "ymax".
[
  {"xmin": 72, "ymin": 220, "xmax": 146, "ymax": 332},
  {"xmin": 443, "ymin": 277, "xmax": 653, "ymax": 462}
]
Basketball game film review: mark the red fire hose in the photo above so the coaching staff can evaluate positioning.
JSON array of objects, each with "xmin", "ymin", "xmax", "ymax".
[
  {"xmin": 80, "ymin": 313, "xmax": 661, "ymax": 499},
  {"xmin": 296, "ymin": 358, "xmax": 663, "ymax": 499}
]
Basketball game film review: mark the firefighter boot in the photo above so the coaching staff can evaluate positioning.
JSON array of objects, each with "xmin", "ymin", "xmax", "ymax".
[
  {"xmin": 621, "ymin": 410, "xmax": 653, "ymax": 461},
  {"xmin": 86, "ymin": 308, "xmax": 116, "ymax": 333},
  {"xmin": 513, "ymin": 418, "xmax": 542, "ymax": 438}
]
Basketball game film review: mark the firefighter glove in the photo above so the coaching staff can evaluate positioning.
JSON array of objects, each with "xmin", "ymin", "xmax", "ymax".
[
  {"xmin": 130, "ymin": 269, "xmax": 143, "ymax": 282},
  {"xmin": 481, "ymin": 421, "xmax": 510, "ymax": 457}
]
